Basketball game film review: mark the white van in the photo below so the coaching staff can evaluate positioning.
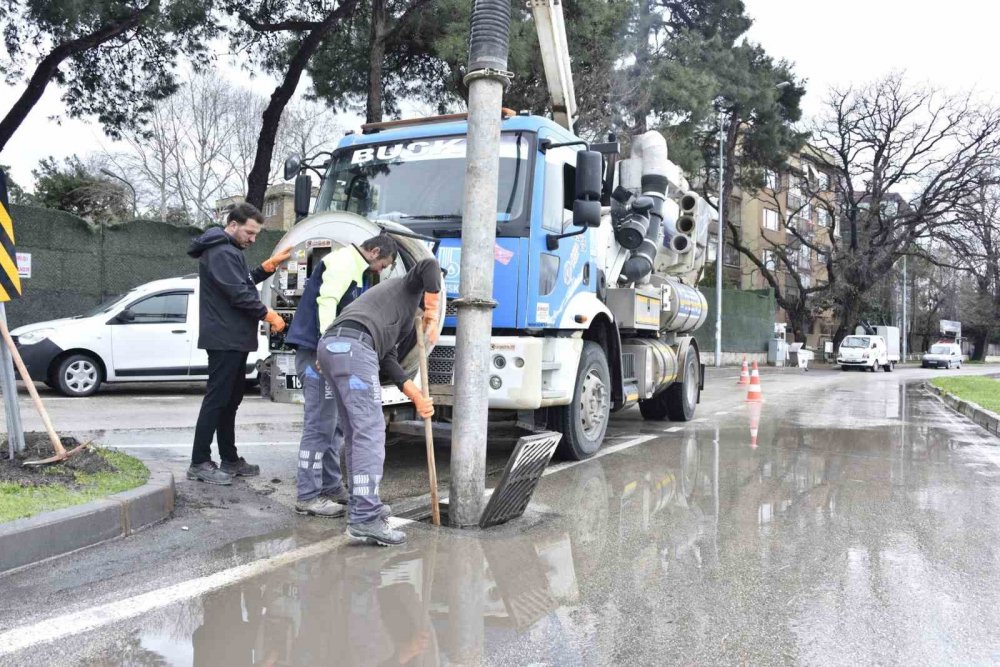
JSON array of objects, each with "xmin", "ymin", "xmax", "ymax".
[
  {"xmin": 837, "ymin": 334, "xmax": 894, "ymax": 372},
  {"xmin": 11, "ymin": 275, "xmax": 267, "ymax": 396}
]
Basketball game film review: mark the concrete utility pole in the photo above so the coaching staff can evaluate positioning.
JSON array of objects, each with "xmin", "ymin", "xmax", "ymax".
[
  {"xmin": 902, "ymin": 254, "xmax": 908, "ymax": 360},
  {"xmin": 715, "ymin": 111, "xmax": 724, "ymax": 367},
  {"xmin": 449, "ymin": 0, "xmax": 512, "ymax": 527}
]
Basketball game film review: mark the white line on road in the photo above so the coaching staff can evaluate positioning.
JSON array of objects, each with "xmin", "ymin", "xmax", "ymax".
[
  {"xmin": 543, "ymin": 434, "xmax": 658, "ymax": 477},
  {"xmin": 132, "ymin": 396, "xmax": 187, "ymax": 401},
  {"xmin": 0, "ymin": 515, "xmax": 416, "ymax": 657},
  {"xmin": 664, "ymin": 426, "xmax": 683, "ymax": 433}
]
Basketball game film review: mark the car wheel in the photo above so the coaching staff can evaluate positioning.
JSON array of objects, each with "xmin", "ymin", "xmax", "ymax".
[{"xmin": 54, "ymin": 354, "xmax": 103, "ymax": 397}]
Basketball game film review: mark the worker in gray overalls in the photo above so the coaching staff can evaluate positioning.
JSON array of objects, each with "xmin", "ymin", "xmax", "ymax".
[{"xmin": 317, "ymin": 258, "xmax": 441, "ymax": 546}]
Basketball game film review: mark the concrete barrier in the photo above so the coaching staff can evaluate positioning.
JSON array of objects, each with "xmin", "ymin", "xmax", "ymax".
[{"xmin": 0, "ymin": 465, "xmax": 174, "ymax": 575}]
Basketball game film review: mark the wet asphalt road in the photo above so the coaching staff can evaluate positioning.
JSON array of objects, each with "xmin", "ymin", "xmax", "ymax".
[{"xmin": 3, "ymin": 365, "xmax": 1000, "ymax": 665}]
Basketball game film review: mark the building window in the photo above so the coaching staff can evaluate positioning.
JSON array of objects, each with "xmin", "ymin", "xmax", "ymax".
[
  {"xmin": 816, "ymin": 207, "xmax": 831, "ymax": 228},
  {"xmin": 763, "ymin": 208, "xmax": 779, "ymax": 231},
  {"xmin": 763, "ymin": 249, "xmax": 776, "ymax": 271},
  {"xmin": 799, "ymin": 245, "xmax": 811, "ymax": 270},
  {"xmin": 817, "ymin": 171, "xmax": 830, "ymax": 191},
  {"xmin": 764, "ymin": 169, "xmax": 779, "ymax": 190},
  {"xmin": 801, "ymin": 274, "xmax": 812, "ymax": 288},
  {"xmin": 263, "ymin": 200, "xmax": 279, "ymax": 217},
  {"xmin": 707, "ymin": 234, "xmax": 718, "ymax": 262},
  {"xmin": 800, "ymin": 200, "xmax": 811, "ymax": 222},
  {"xmin": 728, "ymin": 197, "xmax": 742, "ymax": 226},
  {"xmin": 724, "ymin": 238, "xmax": 740, "ymax": 267}
]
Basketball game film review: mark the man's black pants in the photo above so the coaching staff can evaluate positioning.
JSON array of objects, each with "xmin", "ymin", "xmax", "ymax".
[{"xmin": 191, "ymin": 350, "xmax": 249, "ymax": 465}]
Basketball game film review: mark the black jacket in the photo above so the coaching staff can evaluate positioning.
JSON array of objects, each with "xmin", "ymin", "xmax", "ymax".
[{"xmin": 188, "ymin": 227, "xmax": 271, "ymax": 351}]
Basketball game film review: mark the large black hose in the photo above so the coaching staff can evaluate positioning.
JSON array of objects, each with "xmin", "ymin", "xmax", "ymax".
[{"xmin": 468, "ymin": 0, "xmax": 511, "ymax": 72}]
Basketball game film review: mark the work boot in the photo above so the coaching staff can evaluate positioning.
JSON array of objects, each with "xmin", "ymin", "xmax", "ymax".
[
  {"xmin": 346, "ymin": 517, "xmax": 407, "ymax": 547},
  {"xmin": 323, "ymin": 489, "xmax": 392, "ymax": 519},
  {"xmin": 220, "ymin": 457, "xmax": 260, "ymax": 477},
  {"xmin": 295, "ymin": 496, "xmax": 345, "ymax": 518},
  {"xmin": 186, "ymin": 461, "xmax": 233, "ymax": 486}
]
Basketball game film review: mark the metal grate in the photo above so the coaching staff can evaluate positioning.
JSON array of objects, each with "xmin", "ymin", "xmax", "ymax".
[
  {"xmin": 427, "ymin": 345, "xmax": 455, "ymax": 385},
  {"xmin": 446, "ymin": 301, "xmax": 458, "ymax": 317},
  {"xmin": 479, "ymin": 431, "xmax": 562, "ymax": 529},
  {"xmin": 621, "ymin": 352, "xmax": 636, "ymax": 381}
]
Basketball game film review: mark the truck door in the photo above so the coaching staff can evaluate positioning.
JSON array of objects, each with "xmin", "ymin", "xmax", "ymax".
[{"xmin": 109, "ymin": 290, "xmax": 193, "ymax": 378}]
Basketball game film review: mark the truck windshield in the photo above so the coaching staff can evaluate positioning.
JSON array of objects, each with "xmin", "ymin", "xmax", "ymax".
[
  {"xmin": 315, "ymin": 132, "xmax": 533, "ymax": 236},
  {"xmin": 841, "ymin": 336, "xmax": 870, "ymax": 348}
]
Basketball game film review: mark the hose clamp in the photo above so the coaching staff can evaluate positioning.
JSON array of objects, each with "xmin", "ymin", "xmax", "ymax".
[{"xmin": 463, "ymin": 68, "xmax": 514, "ymax": 87}]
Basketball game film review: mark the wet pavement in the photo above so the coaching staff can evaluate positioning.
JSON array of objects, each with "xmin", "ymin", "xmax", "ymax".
[{"xmin": 4, "ymin": 369, "xmax": 1000, "ymax": 665}]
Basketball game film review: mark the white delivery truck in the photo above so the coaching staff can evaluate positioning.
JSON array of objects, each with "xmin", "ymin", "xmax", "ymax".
[{"xmin": 837, "ymin": 325, "xmax": 900, "ymax": 372}]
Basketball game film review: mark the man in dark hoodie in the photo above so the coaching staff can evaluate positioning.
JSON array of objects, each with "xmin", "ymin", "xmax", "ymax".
[
  {"xmin": 187, "ymin": 203, "xmax": 290, "ymax": 485},
  {"xmin": 317, "ymin": 258, "xmax": 441, "ymax": 546}
]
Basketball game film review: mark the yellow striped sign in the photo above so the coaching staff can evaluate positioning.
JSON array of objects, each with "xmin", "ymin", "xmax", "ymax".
[{"xmin": 0, "ymin": 170, "xmax": 22, "ymax": 302}]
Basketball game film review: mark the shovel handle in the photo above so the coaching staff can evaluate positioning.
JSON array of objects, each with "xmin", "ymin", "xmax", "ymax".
[
  {"xmin": 0, "ymin": 318, "xmax": 65, "ymax": 457},
  {"xmin": 415, "ymin": 316, "xmax": 441, "ymax": 526}
]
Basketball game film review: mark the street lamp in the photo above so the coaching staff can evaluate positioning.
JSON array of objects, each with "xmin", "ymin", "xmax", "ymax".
[
  {"xmin": 99, "ymin": 168, "xmax": 137, "ymax": 219},
  {"xmin": 714, "ymin": 80, "xmax": 792, "ymax": 368}
]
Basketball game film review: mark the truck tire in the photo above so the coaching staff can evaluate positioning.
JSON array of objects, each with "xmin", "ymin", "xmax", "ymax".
[
  {"xmin": 664, "ymin": 346, "xmax": 700, "ymax": 421},
  {"xmin": 554, "ymin": 341, "xmax": 610, "ymax": 460},
  {"xmin": 55, "ymin": 353, "xmax": 103, "ymax": 397}
]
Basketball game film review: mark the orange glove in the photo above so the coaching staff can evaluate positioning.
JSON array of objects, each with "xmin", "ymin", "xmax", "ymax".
[
  {"xmin": 264, "ymin": 309, "xmax": 286, "ymax": 333},
  {"xmin": 262, "ymin": 246, "xmax": 292, "ymax": 273},
  {"xmin": 422, "ymin": 291, "xmax": 441, "ymax": 345},
  {"xmin": 402, "ymin": 380, "xmax": 434, "ymax": 419}
]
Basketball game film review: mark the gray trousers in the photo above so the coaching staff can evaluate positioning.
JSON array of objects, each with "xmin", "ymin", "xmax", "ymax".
[
  {"xmin": 317, "ymin": 333, "xmax": 387, "ymax": 525},
  {"xmin": 295, "ymin": 348, "xmax": 345, "ymax": 501}
]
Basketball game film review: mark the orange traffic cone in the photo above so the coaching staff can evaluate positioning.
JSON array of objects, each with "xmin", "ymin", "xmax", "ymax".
[
  {"xmin": 748, "ymin": 401, "xmax": 762, "ymax": 449},
  {"xmin": 737, "ymin": 357, "xmax": 750, "ymax": 385},
  {"xmin": 745, "ymin": 361, "xmax": 764, "ymax": 402}
]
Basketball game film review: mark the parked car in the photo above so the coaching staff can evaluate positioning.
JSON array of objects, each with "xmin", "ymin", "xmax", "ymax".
[
  {"xmin": 11, "ymin": 275, "xmax": 268, "ymax": 397},
  {"xmin": 922, "ymin": 342, "xmax": 964, "ymax": 369}
]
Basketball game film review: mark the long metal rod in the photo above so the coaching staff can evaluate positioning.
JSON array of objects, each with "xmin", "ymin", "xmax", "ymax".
[
  {"xmin": 715, "ymin": 111, "xmax": 724, "ymax": 367},
  {"xmin": 0, "ymin": 304, "xmax": 24, "ymax": 457}
]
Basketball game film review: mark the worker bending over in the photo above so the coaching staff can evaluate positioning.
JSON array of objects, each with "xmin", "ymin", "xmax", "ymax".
[
  {"xmin": 317, "ymin": 258, "xmax": 441, "ymax": 546},
  {"xmin": 284, "ymin": 234, "xmax": 398, "ymax": 517}
]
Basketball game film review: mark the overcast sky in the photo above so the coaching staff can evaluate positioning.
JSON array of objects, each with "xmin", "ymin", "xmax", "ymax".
[{"xmin": 2, "ymin": 0, "xmax": 999, "ymax": 187}]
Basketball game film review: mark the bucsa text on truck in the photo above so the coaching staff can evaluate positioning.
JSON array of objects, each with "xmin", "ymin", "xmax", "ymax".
[{"xmin": 259, "ymin": 3, "xmax": 713, "ymax": 460}]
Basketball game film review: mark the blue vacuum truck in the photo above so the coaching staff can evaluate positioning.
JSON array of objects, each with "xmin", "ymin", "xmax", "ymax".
[{"xmin": 260, "ymin": 2, "xmax": 711, "ymax": 460}]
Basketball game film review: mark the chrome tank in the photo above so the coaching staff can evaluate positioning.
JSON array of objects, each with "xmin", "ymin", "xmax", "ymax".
[{"xmin": 655, "ymin": 276, "xmax": 708, "ymax": 334}]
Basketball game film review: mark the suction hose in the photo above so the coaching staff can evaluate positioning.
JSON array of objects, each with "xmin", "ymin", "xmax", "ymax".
[
  {"xmin": 621, "ymin": 131, "xmax": 669, "ymax": 284},
  {"xmin": 468, "ymin": 0, "xmax": 511, "ymax": 72}
]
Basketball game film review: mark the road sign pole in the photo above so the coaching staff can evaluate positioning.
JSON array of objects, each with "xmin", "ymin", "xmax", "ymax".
[{"xmin": 0, "ymin": 303, "xmax": 24, "ymax": 457}]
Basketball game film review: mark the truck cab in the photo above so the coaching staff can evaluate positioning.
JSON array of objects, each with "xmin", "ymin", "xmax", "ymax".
[{"xmin": 838, "ymin": 335, "xmax": 891, "ymax": 372}]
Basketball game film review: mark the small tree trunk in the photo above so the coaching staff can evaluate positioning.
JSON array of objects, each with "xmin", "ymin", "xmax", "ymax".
[{"xmin": 366, "ymin": 0, "xmax": 386, "ymax": 124}]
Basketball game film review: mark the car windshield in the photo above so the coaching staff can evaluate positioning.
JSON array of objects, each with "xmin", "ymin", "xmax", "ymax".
[
  {"xmin": 929, "ymin": 344, "xmax": 953, "ymax": 354},
  {"xmin": 79, "ymin": 293, "xmax": 130, "ymax": 318},
  {"xmin": 841, "ymin": 336, "xmax": 869, "ymax": 348},
  {"xmin": 315, "ymin": 132, "xmax": 532, "ymax": 236}
]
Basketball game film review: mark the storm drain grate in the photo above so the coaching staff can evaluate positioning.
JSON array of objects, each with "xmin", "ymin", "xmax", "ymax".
[{"xmin": 479, "ymin": 431, "xmax": 562, "ymax": 529}]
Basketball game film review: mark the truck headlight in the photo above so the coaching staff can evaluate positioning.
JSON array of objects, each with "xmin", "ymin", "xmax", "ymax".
[{"xmin": 17, "ymin": 328, "xmax": 55, "ymax": 345}]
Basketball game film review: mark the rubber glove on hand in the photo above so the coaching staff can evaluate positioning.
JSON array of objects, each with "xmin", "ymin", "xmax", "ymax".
[
  {"xmin": 262, "ymin": 247, "xmax": 292, "ymax": 273},
  {"xmin": 264, "ymin": 309, "xmax": 286, "ymax": 333},
  {"xmin": 422, "ymin": 291, "xmax": 441, "ymax": 345},
  {"xmin": 402, "ymin": 380, "xmax": 434, "ymax": 419}
]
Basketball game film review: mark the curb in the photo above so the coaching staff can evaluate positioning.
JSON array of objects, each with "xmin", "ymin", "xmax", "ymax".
[
  {"xmin": 924, "ymin": 382, "xmax": 1000, "ymax": 437},
  {"xmin": 0, "ymin": 463, "xmax": 174, "ymax": 576}
]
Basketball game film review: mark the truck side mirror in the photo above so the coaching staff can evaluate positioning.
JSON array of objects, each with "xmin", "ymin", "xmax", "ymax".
[
  {"xmin": 294, "ymin": 174, "xmax": 312, "ymax": 221},
  {"xmin": 283, "ymin": 154, "xmax": 302, "ymax": 182},
  {"xmin": 573, "ymin": 150, "xmax": 602, "ymax": 228}
]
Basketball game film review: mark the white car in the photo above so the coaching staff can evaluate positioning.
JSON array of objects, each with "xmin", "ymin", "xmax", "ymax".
[
  {"xmin": 922, "ymin": 343, "xmax": 964, "ymax": 369},
  {"xmin": 12, "ymin": 275, "xmax": 268, "ymax": 397}
]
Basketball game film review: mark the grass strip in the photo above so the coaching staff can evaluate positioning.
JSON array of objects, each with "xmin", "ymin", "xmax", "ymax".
[
  {"xmin": 0, "ymin": 449, "xmax": 148, "ymax": 523},
  {"xmin": 931, "ymin": 375, "xmax": 1000, "ymax": 414}
]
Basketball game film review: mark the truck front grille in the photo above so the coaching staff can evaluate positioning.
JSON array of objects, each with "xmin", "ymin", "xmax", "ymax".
[{"xmin": 428, "ymin": 345, "xmax": 456, "ymax": 385}]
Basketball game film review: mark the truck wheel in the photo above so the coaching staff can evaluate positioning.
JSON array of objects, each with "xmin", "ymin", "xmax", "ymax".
[
  {"xmin": 554, "ymin": 341, "xmax": 610, "ymax": 460},
  {"xmin": 665, "ymin": 346, "xmax": 700, "ymax": 421},
  {"xmin": 55, "ymin": 353, "xmax": 103, "ymax": 397}
]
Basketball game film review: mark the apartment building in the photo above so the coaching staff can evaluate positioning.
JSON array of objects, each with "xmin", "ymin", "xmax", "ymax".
[{"xmin": 708, "ymin": 144, "xmax": 840, "ymax": 343}]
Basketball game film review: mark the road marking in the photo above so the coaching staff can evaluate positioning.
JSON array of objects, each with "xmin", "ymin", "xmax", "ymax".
[
  {"xmin": 133, "ymin": 396, "xmax": 187, "ymax": 401},
  {"xmin": 543, "ymin": 434, "xmax": 658, "ymax": 476},
  {"xmin": 115, "ymin": 441, "xmax": 300, "ymax": 449},
  {"xmin": 0, "ymin": 515, "xmax": 416, "ymax": 657},
  {"xmin": 664, "ymin": 426, "xmax": 683, "ymax": 433},
  {"xmin": 714, "ymin": 411, "xmax": 729, "ymax": 416}
]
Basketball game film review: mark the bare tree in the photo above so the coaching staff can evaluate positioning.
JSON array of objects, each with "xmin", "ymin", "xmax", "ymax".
[{"xmin": 809, "ymin": 74, "xmax": 1000, "ymax": 343}]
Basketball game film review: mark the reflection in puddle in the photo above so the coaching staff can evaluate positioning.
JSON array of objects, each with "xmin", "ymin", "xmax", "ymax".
[{"xmin": 74, "ymin": 384, "xmax": 1000, "ymax": 665}]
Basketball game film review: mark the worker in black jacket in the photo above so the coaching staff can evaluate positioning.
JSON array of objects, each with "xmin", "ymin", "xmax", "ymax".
[
  {"xmin": 187, "ymin": 203, "xmax": 289, "ymax": 485},
  {"xmin": 317, "ymin": 258, "xmax": 441, "ymax": 546}
]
